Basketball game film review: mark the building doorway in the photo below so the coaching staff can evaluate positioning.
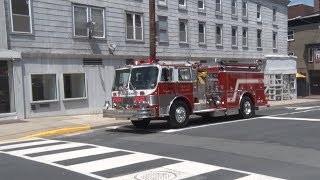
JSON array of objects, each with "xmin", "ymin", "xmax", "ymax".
[
  {"xmin": 0, "ymin": 61, "xmax": 10, "ymax": 113},
  {"xmin": 310, "ymin": 70, "xmax": 320, "ymax": 95}
]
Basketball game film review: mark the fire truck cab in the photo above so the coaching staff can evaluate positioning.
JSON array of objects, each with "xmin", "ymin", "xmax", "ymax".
[{"xmin": 103, "ymin": 60, "xmax": 268, "ymax": 128}]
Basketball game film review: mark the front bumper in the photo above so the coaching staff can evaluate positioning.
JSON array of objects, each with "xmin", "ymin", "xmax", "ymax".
[{"xmin": 103, "ymin": 108, "xmax": 156, "ymax": 120}]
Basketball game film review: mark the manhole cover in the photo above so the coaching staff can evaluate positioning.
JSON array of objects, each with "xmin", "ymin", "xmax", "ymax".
[{"xmin": 135, "ymin": 171, "xmax": 177, "ymax": 180}]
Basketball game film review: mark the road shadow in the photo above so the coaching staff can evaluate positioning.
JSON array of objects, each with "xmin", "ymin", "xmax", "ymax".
[{"xmin": 105, "ymin": 115, "xmax": 266, "ymax": 134}]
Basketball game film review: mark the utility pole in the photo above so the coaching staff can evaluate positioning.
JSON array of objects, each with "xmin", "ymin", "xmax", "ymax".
[{"xmin": 149, "ymin": 0, "xmax": 156, "ymax": 60}]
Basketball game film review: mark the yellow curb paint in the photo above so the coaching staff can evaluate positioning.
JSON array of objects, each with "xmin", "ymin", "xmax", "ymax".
[{"xmin": 23, "ymin": 126, "xmax": 91, "ymax": 139}]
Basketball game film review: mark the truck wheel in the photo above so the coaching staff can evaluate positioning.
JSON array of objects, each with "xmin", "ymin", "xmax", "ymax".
[
  {"xmin": 239, "ymin": 96, "xmax": 255, "ymax": 119},
  {"xmin": 168, "ymin": 101, "xmax": 190, "ymax": 128},
  {"xmin": 131, "ymin": 120, "xmax": 150, "ymax": 128}
]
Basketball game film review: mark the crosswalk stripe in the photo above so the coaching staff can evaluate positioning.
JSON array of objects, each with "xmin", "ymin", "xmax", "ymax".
[
  {"xmin": 67, "ymin": 153, "xmax": 161, "ymax": 173},
  {"xmin": 235, "ymin": 174, "xmax": 285, "ymax": 180},
  {"xmin": 0, "ymin": 138, "xmax": 43, "ymax": 146},
  {"xmin": 34, "ymin": 146, "xmax": 118, "ymax": 163},
  {"xmin": 108, "ymin": 161, "xmax": 221, "ymax": 180},
  {"xmin": 0, "ymin": 140, "xmax": 60, "ymax": 150},
  {"xmin": 6, "ymin": 143, "xmax": 86, "ymax": 156}
]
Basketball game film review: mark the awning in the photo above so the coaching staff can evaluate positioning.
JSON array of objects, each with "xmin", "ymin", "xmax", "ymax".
[{"xmin": 296, "ymin": 73, "xmax": 306, "ymax": 78}]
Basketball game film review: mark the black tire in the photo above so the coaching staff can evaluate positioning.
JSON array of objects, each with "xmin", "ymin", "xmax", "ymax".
[
  {"xmin": 168, "ymin": 101, "xmax": 190, "ymax": 128},
  {"xmin": 131, "ymin": 119, "xmax": 150, "ymax": 128},
  {"xmin": 239, "ymin": 96, "xmax": 255, "ymax": 119}
]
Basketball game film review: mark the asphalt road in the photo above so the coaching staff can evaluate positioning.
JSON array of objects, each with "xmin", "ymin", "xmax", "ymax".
[{"xmin": 1, "ymin": 102, "xmax": 320, "ymax": 180}]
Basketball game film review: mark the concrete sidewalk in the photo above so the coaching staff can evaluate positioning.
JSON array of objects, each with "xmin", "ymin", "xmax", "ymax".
[{"xmin": 0, "ymin": 97, "xmax": 319, "ymax": 142}]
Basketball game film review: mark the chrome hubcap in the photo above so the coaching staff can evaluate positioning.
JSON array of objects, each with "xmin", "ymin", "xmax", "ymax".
[
  {"xmin": 175, "ymin": 107, "xmax": 186, "ymax": 123},
  {"xmin": 244, "ymin": 101, "xmax": 252, "ymax": 115}
]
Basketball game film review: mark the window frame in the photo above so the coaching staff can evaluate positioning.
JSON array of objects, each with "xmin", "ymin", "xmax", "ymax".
[
  {"xmin": 308, "ymin": 48, "xmax": 314, "ymax": 63},
  {"xmin": 242, "ymin": 27, "xmax": 248, "ymax": 47},
  {"xmin": 215, "ymin": 0, "xmax": 222, "ymax": 13},
  {"xmin": 125, "ymin": 12, "xmax": 144, "ymax": 41},
  {"xmin": 62, "ymin": 73, "xmax": 88, "ymax": 101},
  {"xmin": 9, "ymin": 0, "xmax": 33, "ymax": 34},
  {"xmin": 231, "ymin": 26, "xmax": 238, "ymax": 47},
  {"xmin": 72, "ymin": 4, "xmax": 106, "ymax": 38},
  {"xmin": 273, "ymin": 31, "xmax": 277, "ymax": 49},
  {"xmin": 158, "ymin": 16, "xmax": 169, "ymax": 43},
  {"xmin": 273, "ymin": 8, "xmax": 277, "ymax": 22},
  {"xmin": 257, "ymin": 4, "xmax": 261, "ymax": 21},
  {"xmin": 30, "ymin": 73, "xmax": 59, "ymax": 104},
  {"xmin": 216, "ymin": 24, "xmax": 223, "ymax": 46},
  {"xmin": 257, "ymin": 29, "xmax": 262, "ymax": 48},
  {"xmin": 198, "ymin": 22, "xmax": 206, "ymax": 44},
  {"xmin": 179, "ymin": 19, "xmax": 188, "ymax": 43},
  {"xmin": 242, "ymin": 1, "xmax": 248, "ymax": 18},
  {"xmin": 231, "ymin": 0, "xmax": 237, "ymax": 16},
  {"xmin": 178, "ymin": 68, "xmax": 192, "ymax": 82},
  {"xmin": 198, "ymin": 0, "xmax": 205, "ymax": 10},
  {"xmin": 178, "ymin": 0, "xmax": 187, "ymax": 9},
  {"xmin": 288, "ymin": 30, "xmax": 294, "ymax": 41}
]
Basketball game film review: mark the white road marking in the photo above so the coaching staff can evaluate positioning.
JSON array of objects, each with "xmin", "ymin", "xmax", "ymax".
[
  {"xmin": 0, "ymin": 139, "xmax": 59, "ymax": 150},
  {"xmin": 285, "ymin": 106, "xmax": 320, "ymax": 111},
  {"xmin": 7, "ymin": 142, "xmax": 85, "ymax": 156},
  {"xmin": 235, "ymin": 174, "xmax": 285, "ymax": 180},
  {"xmin": 262, "ymin": 116, "xmax": 320, "ymax": 122},
  {"xmin": 162, "ymin": 117, "xmax": 261, "ymax": 133},
  {"xmin": 35, "ymin": 146, "xmax": 118, "ymax": 162},
  {"xmin": 0, "ymin": 138, "xmax": 286, "ymax": 180},
  {"xmin": 67, "ymin": 153, "xmax": 161, "ymax": 173}
]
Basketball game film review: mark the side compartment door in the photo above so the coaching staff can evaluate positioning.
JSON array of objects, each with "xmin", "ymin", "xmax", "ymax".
[{"xmin": 227, "ymin": 73, "xmax": 247, "ymax": 109}]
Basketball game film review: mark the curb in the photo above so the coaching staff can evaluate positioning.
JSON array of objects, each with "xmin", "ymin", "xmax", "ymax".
[{"xmin": 22, "ymin": 126, "xmax": 91, "ymax": 139}]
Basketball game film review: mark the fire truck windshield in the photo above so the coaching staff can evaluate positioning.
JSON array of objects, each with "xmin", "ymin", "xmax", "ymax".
[
  {"xmin": 112, "ymin": 66, "xmax": 159, "ymax": 91},
  {"xmin": 112, "ymin": 69, "xmax": 130, "ymax": 91},
  {"xmin": 130, "ymin": 66, "xmax": 159, "ymax": 90}
]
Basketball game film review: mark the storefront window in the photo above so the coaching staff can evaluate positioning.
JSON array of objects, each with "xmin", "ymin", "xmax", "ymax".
[
  {"xmin": 63, "ymin": 73, "xmax": 86, "ymax": 99},
  {"xmin": 31, "ymin": 74, "xmax": 57, "ymax": 102}
]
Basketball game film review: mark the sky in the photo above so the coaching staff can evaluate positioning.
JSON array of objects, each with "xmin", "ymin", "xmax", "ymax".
[{"xmin": 289, "ymin": 0, "xmax": 314, "ymax": 6}]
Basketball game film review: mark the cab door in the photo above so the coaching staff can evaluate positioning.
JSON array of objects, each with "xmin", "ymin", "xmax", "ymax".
[
  {"xmin": 176, "ymin": 67, "xmax": 194, "ymax": 107},
  {"xmin": 158, "ymin": 67, "xmax": 175, "ymax": 115}
]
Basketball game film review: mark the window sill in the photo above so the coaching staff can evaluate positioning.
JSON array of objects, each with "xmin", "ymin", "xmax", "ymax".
[
  {"xmin": 198, "ymin": 9, "xmax": 206, "ymax": 14},
  {"xmin": 63, "ymin": 97, "xmax": 88, "ymax": 101},
  {"xmin": 158, "ymin": 3, "xmax": 167, "ymax": 7},
  {"xmin": 215, "ymin": 11, "xmax": 223, "ymax": 17},
  {"xmin": 232, "ymin": 45, "xmax": 238, "ymax": 48},
  {"xmin": 257, "ymin": 47, "xmax": 263, "ymax": 51},
  {"xmin": 178, "ymin": 5, "xmax": 187, "ymax": 11},
  {"xmin": 287, "ymin": 39, "xmax": 294, "ymax": 42},
  {"xmin": 231, "ymin": 14, "xmax": 238, "ymax": 19},
  {"xmin": 199, "ymin": 43, "xmax": 207, "ymax": 47},
  {"xmin": 242, "ymin": 46, "xmax": 248, "ymax": 50},
  {"xmin": 216, "ymin": 44, "xmax": 223, "ymax": 48},
  {"xmin": 11, "ymin": 31, "xmax": 34, "ymax": 36},
  {"xmin": 126, "ymin": 39, "xmax": 145, "ymax": 43},
  {"xmin": 179, "ymin": 42, "xmax": 189, "ymax": 45},
  {"xmin": 31, "ymin": 100, "xmax": 59, "ymax": 104},
  {"xmin": 73, "ymin": 36, "xmax": 106, "ymax": 40}
]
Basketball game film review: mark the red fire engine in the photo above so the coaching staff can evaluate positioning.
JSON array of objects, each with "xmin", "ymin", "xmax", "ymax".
[{"xmin": 103, "ymin": 59, "xmax": 268, "ymax": 128}]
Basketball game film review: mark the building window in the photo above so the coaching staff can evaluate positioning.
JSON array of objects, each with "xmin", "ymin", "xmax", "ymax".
[
  {"xmin": 288, "ymin": 30, "xmax": 294, "ymax": 41},
  {"xmin": 198, "ymin": 0, "xmax": 204, "ymax": 10},
  {"xmin": 179, "ymin": 0, "xmax": 186, "ymax": 8},
  {"xmin": 242, "ymin": 28, "xmax": 248, "ymax": 47},
  {"xmin": 73, "ymin": 5, "xmax": 105, "ymax": 38},
  {"xmin": 232, "ymin": 27, "xmax": 238, "ymax": 46},
  {"xmin": 242, "ymin": 1, "xmax": 248, "ymax": 18},
  {"xmin": 10, "ymin": 0, "xmax": 32, "ymax": 33},
  {"xmin": 308, "ymin": 48, "xmax": 313, "ymax": 63},
  {"xmin": 179, "ymin": 20, "xmax": 188, "ymax": 43},
  {"xmin": 231, "ymin": 0, "xmax": 237, "ymax": 16},
  {"xmin": 126, "ymin": 13, "xmax": 143, "ymax": 41},
  {"xmin": 273, "ymin": 8, "xmax": 277, "ymax": 22},
  {"xmin": 216, "ymin": 25, "xmax": 223, "ymax": 46},
  {"xmin": 63, "ymin": 74, "xmax": 86, "ymax": 99},
  {"xmin": 216, "ymin": 0, "xmax": 221, "ymax": 12},
  {"xmin": 257, "ymin": 4, "xmax": 261, "ymax": 21},
  {"xmin": 198, "ymin": 22, "xmax": 206, "ymax": 44},
  {"xmin": 273, "ymin": 32, "xmax": 277, "ymax": 49},
  {"xmin": 158, "ymin": 16, "xmax": 168, "ymax": 43},
  {"xmin": 158, "ymin": 0, "xmax": 167, "ymax": 6},
  {"xmin": 31, "ymin": 74, "xmax": 57, "ymax": 102},
  {"xmin": 257, "ymin": 29, "xmax": 262, "ymax": 48}
]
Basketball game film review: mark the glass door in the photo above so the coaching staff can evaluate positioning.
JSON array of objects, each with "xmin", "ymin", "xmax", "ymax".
[{"xmin": 0, "ymin": 61, "xmax": 10, "ymax": 113}]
